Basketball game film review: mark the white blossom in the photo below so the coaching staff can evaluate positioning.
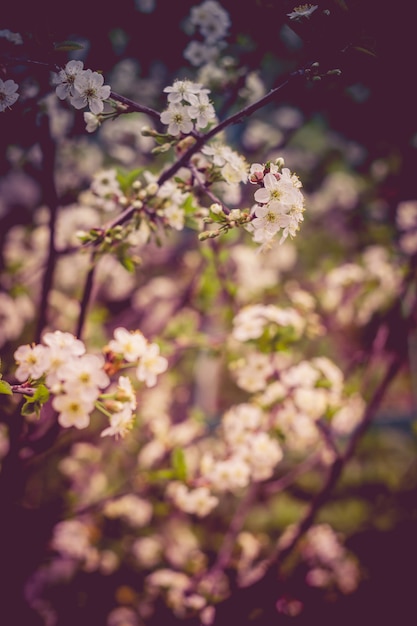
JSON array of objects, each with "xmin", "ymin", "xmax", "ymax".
[{"xmin": 0, "ymin": 79, "xmax": 19, "ymax": 112}]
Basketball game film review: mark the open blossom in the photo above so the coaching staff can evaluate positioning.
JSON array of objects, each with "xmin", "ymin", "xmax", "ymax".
[
  {"xmin": 54, "ymin": 60, "xmax": 85, "ymax": 100},
  {"xmin": 52, "ymin": 392, "xmax": 95, "ymax": 429},
  {"xmin": 136, "ymin": 343, "xmax": 168, "ymax": 387},
  {"xmin": 107, "ymin": 327, "xmax": 148, "ymax": 362},
  {"xmin": 202, "ymin": 143, "xmax": 248, "ymax": 184},
  {"xmin": 187, "ymin": 92, "xmax": 216, "ymax": 128},
  {"xmin": 14, "ymin": 344, "xmax": 48, "ymax": 382},
  {"xmin": 0, "ymin": 79, "xmax": 19, "ymax": 112},
  {"xmin": 59, "ymin": 354, "xmax": 110, "ymax": 401},
  {"xmin": 246, "ymin": 161, "xmax": 305, "ymax": 246},
  {"xmin": 70, "ymin": 69, "xmax": 111, "ymax": 114},
  {"xmin": 163, "ymin": 79, "xmax": 203, "ymax": 105},
  {"xmin": 42, "ymin": 330, "xmax": 85, "ymax": 356},
  {"xmin": 160, "ymin": 103, "xmax": 194, "ymax": 135}
]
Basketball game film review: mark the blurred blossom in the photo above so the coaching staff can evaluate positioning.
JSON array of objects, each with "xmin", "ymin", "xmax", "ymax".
[
  {"xmin": 51, "ymin": 519, "xmax": 92, "ymax": 560},
  {"xmin": 0, "ymin": 293, "xmax": 34, "ymax": 347},
  {"xmin": 103, "ymin": 495, "xmax": 153, "ymax": 527},
  {"xmin": 98, "ymin": 113, "xmax": 155, "ymax": 164},
  {"xmin": 107, "ymin": 606, "xmax": 139, "ymax": 626},
  {"xmin": 396, "ymin": 200, "xmax": 417, "ymax": 231},
  {"xmin": 273, "ymin": 106, "xmax": 304, "ymax": 130},
  {"xmin": 399, "ymin": 231, "xmax": 417, "ymax": 255},
  {"xmin": 132, "ymin": 536, "xmax": 162, "ymax": 568},
  {"xmin": 308, "ymin": 171, "xmax": 362, "ymax": 215},
  {"xmin": 135, "ymin": 0, "xmax": 156, "ymax": 13},
  {"xmin": 55, "ymin": 204, "xmax": 101, "ymax": 249},
  {"xmin": 0, "ymin": 170, "xmax": 40, "ymax": 217},
  {"xmin": 238, "ymin": 71, "xmax": 266, "ymax": 104},
  {"xmin": 96, "ymin": 255, "xmax": 137, "ymax": 301},
  {"xmin": 241, "ymin": 119, "xmax": 284, "ymax": 151}
]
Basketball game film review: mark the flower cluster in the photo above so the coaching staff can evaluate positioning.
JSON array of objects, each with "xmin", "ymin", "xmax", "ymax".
[
  {"xmin": 184, "ymin": 0, "xmax": 231, "ymax": 67},
  {"xmin": 302, "ymin": 524, "xmax": 360, "ymax": 595},
  {"xmin": 53, "ymin": 60, "xmax": 111, "ymax": 115},
  {"xmin": 12, "ymin": 327, "xmax": 168, "ymax": 436},
  {"xmin": 160, "ymin": 79, "xmax": 216, "ymax": 135},
  {"xmin": 246, "ymin": 159, "xmax": 306, "ymax": 249},
  {"xmin": 202, "ymin": 142, "xmax": 248, "ymax": 184}
]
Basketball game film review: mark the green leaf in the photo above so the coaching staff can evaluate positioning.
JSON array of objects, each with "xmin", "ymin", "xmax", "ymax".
[
  {"xmin": 0, "ymin": 380, "xmax": 12, "ymax": 395},
  {"xmin": 116, "ymin": 168, "xmax": 143, "ymax": 194},
  {"xmin": 171, "ymin": 447, "xmax": 188, "ymax": 481},
  {"xmin": 54, "ymin": 40, "xmax": 84, "ymax": 52},
  {"xmin": 21, "ymin": 384, "xmax": 50, "ymax": 417}
]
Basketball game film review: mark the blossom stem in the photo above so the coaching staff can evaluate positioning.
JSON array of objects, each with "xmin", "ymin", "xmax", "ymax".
[
  {"xmin": 157, "ymin": 67, "xmax": 307, "ymax": 187},
  {"xmin": 189, "ymin": 162, "xmax": 230, "ymax": 215},
  {"xmin": 109, "ymin": 91, "xmax": 161, "ymax": 121},
  {"xmin": 76, "ymin": 253, "xmax": 98, "ymax": 340}
]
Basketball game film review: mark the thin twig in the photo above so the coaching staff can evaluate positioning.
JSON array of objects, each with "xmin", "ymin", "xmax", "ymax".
[
  {"xmin": 76, "ymin": 254, "xmax": 98, "ymax": 340},
  {"xmin": 109, "ymin": 91, "xmax": 161, "ymax": 122},
  {"xmin": 34, "ymin": 113, "xmax": 59, "ymax": 342}
]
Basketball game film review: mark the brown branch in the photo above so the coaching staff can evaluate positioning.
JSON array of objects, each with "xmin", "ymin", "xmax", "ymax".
[
  {"xmin": 34, "ymin": 112, "xmax": 59, "ymax": 342},
  {"xmin": 75, "ymin": 254, "xmax": 98, "ymax": 340},
  {"xmin": 109, "ymin": 91, "xmax": 161, "ymax": 122}
]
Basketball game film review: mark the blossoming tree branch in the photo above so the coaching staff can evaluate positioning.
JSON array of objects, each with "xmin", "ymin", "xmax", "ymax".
[{"xmin": 0, "ymin": 2, "xmax": 414, "ymax": 625}]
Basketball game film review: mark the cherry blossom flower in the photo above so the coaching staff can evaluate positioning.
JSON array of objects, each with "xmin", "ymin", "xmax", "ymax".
[
  {"xmin": 287, "ymin": 4, "xmax": 318, "ymax": 20},
  {"xmin": 52, "ymin": 392, "xmax": 95, "ymax": 429},
  {"xmin": 163, "ymin": 79, "xmax": 203, "ymax": 105},
  {"xmin": 71, "ymin": 69, "xmax": 111, "ymax": 114},
  {"xmin": 136, "ymin": 343, "xmax": 168, "ymax": 387},
  {"xmin": 13, "ymin": 343, "xmax": 48, "ymax": 381},
  {"xmin": 107, "ymin": 327, "xmax": 148, "ymax": 362},
  {"xmin": 59, "ymin": 353, "xmax": 110, "ymax": 401},
  {"xmin": 0, "ymin": 79, "xmax": 19, "ymax": 112},
  {"xmin": 189, "ymin": 0, "xmax": 231, "ymax": 43},
  {"xmin": 188, "ymin": 92, "xmax": 216, "ymax": 128},
  {"xmin": 54, "ymin": 60, "xmax": 85, "ymax": 100},
  {"xmin": 160, "ymin": 103, "xmax": 194, "ymax": 135}
]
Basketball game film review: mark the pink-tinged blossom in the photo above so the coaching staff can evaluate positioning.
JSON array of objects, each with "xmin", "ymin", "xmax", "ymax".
[{"xmin": 70, "ymin": 69, "xmax": 111, "ymax": 114}]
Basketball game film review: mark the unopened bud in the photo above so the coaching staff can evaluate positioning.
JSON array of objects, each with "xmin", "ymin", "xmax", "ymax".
[
  {"xmin": 229, "ymin": 209, "xmax": 241, "ymax": 220},
  {"xmin": 210, "ymin": 203, "xmax": 223, "ymax": 215},
  {"xmin": 146, "ymin": 182, "xmax": 159, "ymax": 196}
]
